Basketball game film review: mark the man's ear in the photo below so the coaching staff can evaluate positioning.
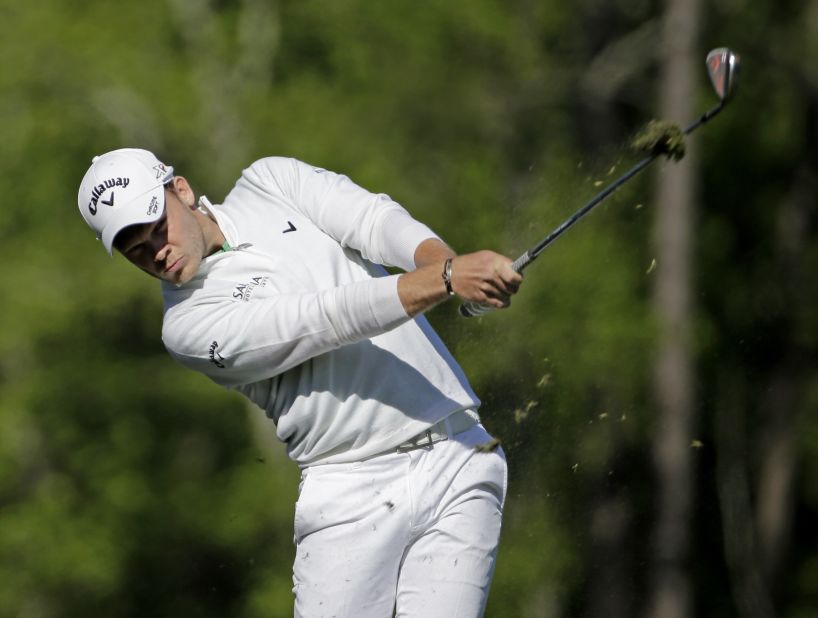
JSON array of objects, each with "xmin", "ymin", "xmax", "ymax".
[{"xmin": 168, "ymin": 176, "xmax": 196, "ymax": 208}]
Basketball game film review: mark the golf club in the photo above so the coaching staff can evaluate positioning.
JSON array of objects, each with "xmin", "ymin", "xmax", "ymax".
[{"xmin": 460, "ymin": 47, "xmax": 740, "ymax": 318}]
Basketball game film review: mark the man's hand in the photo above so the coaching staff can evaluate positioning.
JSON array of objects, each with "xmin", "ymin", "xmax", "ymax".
[
  {"xmin": 397, "ymin": 239, "xmax": 522, "ymax": 317},
  {"xmin": 447, "ymin": 250, "xmax": 522, "ymax": 309}
]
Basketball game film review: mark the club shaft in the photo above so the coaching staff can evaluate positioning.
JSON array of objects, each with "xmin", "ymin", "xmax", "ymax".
[
  {"xmin": 520, "ymin": 102, "xmax": 723, "ymax": 269},
  {"xmin": 523, "ymin": 154, "xmax": 657, "ymax": 268},
  {"xmin": 459, "ymin": 101, "xmax": 726, "ymax": 318}
]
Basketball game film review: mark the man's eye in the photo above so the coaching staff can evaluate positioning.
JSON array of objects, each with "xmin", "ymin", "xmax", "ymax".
[{"xmin": 126, "ymin": 242, "xmax": 146, "ymax": 256}]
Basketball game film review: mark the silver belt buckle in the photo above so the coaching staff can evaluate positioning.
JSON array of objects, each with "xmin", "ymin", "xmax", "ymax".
[{"xmin": 396, "ymin": 429, "xmax": 435, "ymax": 453}]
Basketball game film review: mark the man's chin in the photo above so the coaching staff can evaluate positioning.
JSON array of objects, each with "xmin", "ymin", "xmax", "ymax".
[{"xmin": 164, "ymin": 260, "xmax": 200, "ymax": 285}]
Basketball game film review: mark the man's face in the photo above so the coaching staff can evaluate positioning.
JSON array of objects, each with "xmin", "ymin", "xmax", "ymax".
[{"xmin": 113, "ymin": 183, "xmax": 209, "ymax": 285}]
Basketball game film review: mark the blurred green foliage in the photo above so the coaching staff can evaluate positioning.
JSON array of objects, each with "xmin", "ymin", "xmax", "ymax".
[{"xmin": 1, "ymin": 0, "xmax": 817, "ymax": 616}]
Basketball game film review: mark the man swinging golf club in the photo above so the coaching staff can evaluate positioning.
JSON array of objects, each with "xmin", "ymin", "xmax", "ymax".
[{"xmin": 77, "ymin": 150, "xmax": 522, "ymax": 617}]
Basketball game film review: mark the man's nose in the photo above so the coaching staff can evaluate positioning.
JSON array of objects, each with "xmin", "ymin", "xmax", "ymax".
[{"xmin": 152, "ymin": 239, "xmax": 170, "ymax": 263}]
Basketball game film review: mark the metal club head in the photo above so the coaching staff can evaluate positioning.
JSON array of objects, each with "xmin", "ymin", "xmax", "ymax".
[{"xmin": 706, "ymin": 48, "xmax": 740, "ymax": 102}]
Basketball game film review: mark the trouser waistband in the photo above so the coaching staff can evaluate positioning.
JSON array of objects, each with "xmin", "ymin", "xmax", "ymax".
[{"xmin": 395, "ymin": 409, "xmax": 479, "ymax": 453}]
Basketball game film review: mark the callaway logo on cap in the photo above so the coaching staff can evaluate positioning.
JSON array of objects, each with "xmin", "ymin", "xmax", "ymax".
[{"xmin": 77, "ymin": 148, "xmax": 174, "ymax": 255}]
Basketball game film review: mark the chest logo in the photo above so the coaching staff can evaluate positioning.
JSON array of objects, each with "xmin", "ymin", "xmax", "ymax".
[
  {"xmin": 282, "ymin": 221, "xmax": 297, "ymax": 234},
  {"xmin": 233, "ymin": 275, "xmax": 270, "ymax": 302}
]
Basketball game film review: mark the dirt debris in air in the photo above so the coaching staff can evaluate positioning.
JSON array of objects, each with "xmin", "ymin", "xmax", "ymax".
[
  {"xmin": 474, "ymin": 438, "xmax": 502, "ymax": 453},
  {"xmin": 514, "ymin": 400, "xmax": 539, "ymax": 424}
]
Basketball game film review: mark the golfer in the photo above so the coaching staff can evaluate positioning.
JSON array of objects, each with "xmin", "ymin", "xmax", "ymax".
[{"xmin": 77, "ymin": 148, "xmax": 522, "ymax": 617}]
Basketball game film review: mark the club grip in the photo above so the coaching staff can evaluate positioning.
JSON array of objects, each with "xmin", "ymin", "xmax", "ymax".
[
  {"xmin": 458, "ymin": 301, "xmax": 497, "ymax": 318},
  {"xmin": 511, "ymin": 253, "xmax": 532, "ymax": 272},
  {"xmin": 458, "ymin": 252, "xmax": 530, "ymax": 318}
]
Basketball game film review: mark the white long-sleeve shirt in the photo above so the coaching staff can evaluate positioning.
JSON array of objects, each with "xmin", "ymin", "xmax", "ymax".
[{"xmin": 160, "ymin": 157, "xmax": 480, "ymax": 465}]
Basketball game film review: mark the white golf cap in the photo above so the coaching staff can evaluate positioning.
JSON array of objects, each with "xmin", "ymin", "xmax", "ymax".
[{"xmin": 77, "ymin": 148, "xmax": 174, "ymax": 255}]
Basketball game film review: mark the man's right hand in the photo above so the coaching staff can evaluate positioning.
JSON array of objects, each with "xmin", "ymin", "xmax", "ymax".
[
  {"xmin": 447, "ymin": 250, "xmax": 522, "ymax": 309},
  {"xmin": 397, "ymin": 241, "xmax": 522, "ymax": 317}
]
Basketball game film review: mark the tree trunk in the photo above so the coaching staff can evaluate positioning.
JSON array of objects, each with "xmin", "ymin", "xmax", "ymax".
[
  {"xmin": 715, "ymin": 370, "xmax": 777, "ymax": 618},
  {"xmin": 755, "ymin": 156, "xmax": 816, "ymax": 587},
  {"xmin": 645, "ymin": 0, "xmax": 700, "ymax": 617}
]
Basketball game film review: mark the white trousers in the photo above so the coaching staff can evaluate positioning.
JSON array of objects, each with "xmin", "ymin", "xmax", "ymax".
[{"xmin": 292, "ymin": 423, "xmax": 507, "ymax": 618}]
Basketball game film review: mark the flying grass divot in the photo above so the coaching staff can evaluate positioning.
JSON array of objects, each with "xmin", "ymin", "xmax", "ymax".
[{"xmin": 630, "ymin": 120, "xmax": 686, "ymax": 161}]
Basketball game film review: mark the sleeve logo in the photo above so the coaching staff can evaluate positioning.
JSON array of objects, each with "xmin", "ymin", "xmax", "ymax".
[{"xmin": 208, "ymin": 340, "xmax": 226, "ymax": 369}]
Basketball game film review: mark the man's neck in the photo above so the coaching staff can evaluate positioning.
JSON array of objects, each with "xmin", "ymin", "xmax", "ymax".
[{"xmin": 194, "ymin": 208, "xmax": 227, "ymax": 257}]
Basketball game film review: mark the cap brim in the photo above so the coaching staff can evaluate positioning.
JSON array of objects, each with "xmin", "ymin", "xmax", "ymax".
[{"xmin": 100, "ymin": 185, "xmax": 166, "ymax": 255}]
